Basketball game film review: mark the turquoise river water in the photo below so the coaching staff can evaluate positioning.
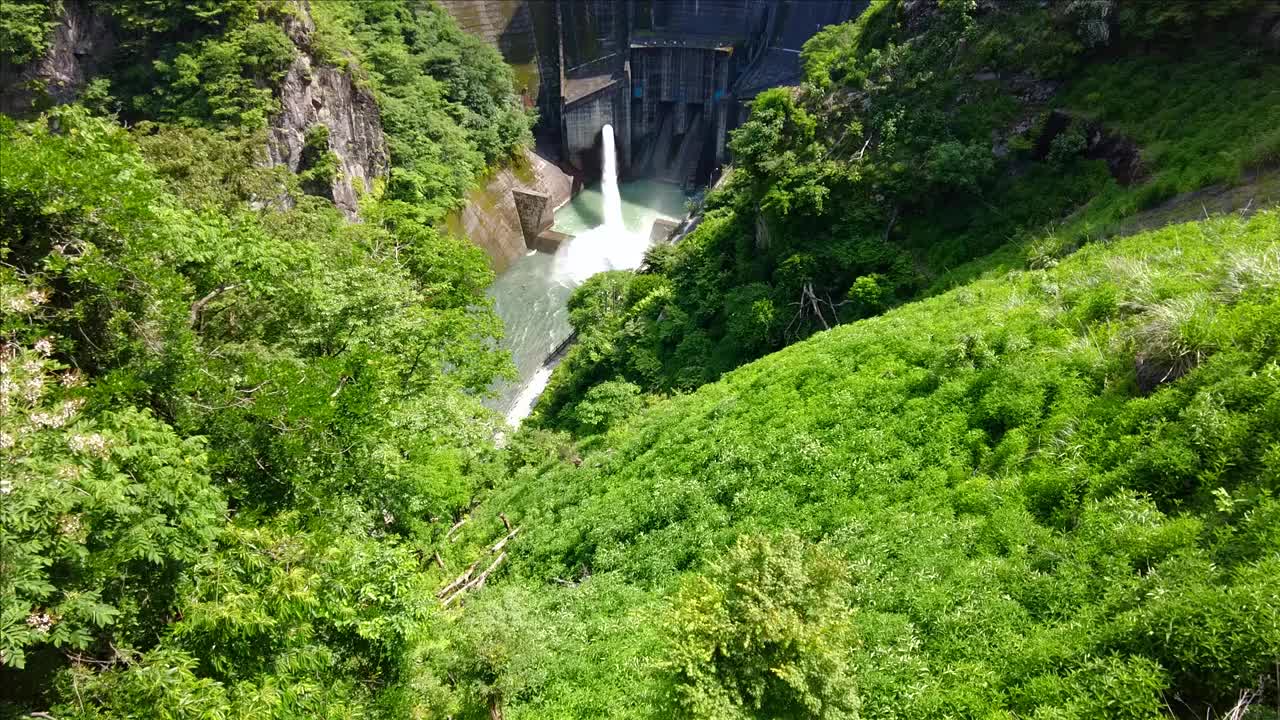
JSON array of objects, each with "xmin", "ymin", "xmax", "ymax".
[{"xmin": 485, "ymin": 178, "xmax": 690, "ymax": 425}]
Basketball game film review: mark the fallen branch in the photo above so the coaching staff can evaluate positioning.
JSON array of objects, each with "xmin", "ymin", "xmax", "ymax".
[
  {"xmin": 490, "ymin": 527, "xmax": 520, "ymax": 554},
  {"xmin": 436, "ymin": 516, "xmax": 522, "ymax": 605},
  {"xmin": 853, "ymin": 135, "xmax": 872, "ymax": 161},
  {"xmin": 446, "ymin": 517, "xmax": 468, "ymax": 541},
  {"xmin": 437, "ymin": 559, "xmax": 480, "ymax": 599},
  {"xmin": 443, "ymin": 552, "xmax": 508, "ymax": 606},
  {"xmin": 468, "ymin": 551, "xmax": 507, "ymax": 592},
  {"xmin": 328, "ymin": 376, "xmax": 348, "ymax": 399}
]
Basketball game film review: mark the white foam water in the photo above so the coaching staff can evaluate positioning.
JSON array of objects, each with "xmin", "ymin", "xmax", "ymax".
[
  {"xmin": 551, "ymin": 124, "xmax": 650, "ymax": 285},
  {"xmin": 487, "ymin": 127, "xmax": 690, "ymax": 428},
  {"xmin": 505, "ymin": 363, "xmax": 556, "ymax": 427}
]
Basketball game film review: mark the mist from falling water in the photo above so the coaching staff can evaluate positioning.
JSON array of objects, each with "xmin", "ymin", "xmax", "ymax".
[
  {"xmin": 496, "ymin": 125, "xmax": 688, "ymax": 428},
  {"xmin": 552, "ymin": 124, "xmax": 648, "ymax": 285}
]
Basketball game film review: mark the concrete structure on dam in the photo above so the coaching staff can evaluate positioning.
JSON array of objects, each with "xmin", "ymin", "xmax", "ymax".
[{"xmin": 439, "ymin": 0, "xmax": 865, "ymax": 185}]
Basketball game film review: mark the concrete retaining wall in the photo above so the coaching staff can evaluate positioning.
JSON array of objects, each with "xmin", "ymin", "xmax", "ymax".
[{"xmin": 449, "ymin": 149, "xmax": 573, "ymax": 272}]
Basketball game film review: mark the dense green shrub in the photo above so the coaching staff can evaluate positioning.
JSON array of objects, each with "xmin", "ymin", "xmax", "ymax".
[
  {"xmin": 297, "ymin": 123, "xmax": 339, "ymax": 197},
  {"xmin": 665, "ymin": 534, "xmax": 859, "ymax": 720},
  {"xmin": 476, "ymin": 211, "xmax": 1280, "ymax": 717},
  {"xmin": 0, "ymin": 325, "xmax": 222, "ymax": 672},
  {"xmin": 0, "ymin": 105, "xmax": 509, "ymax": 714},
  {"xmin": 105, "ymin": 1, "xmax": 297, "ymax": 129},
  {"xmin": 0, "ymin": 0, "xmax": 60, "ymax": 65}
]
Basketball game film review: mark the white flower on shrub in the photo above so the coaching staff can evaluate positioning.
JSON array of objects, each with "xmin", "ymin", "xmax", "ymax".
[
  {"xmin": 68, "ymin": 433, "xmax": 108, "ymax": 457},
  {"xmin": 30, "ymin": 411, "xmax": 59, "ymax": 428},
  {"xmin": 26, "ymin": 613, "xmax": 54, "ymax": 634},
  {"xmin": 58, "ymin": 514, "xmax": 83, "ymax": 536},
  {"xmin": 23, "ymin": 374, "xmax": 44, "ymax": 404}
]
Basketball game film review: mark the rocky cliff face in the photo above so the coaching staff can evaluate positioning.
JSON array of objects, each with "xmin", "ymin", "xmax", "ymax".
[
  {"xmin": 0, "ymin": 0, "xmax": 115, "ymax": 116},
  {"xmin": 268, "ymin": 4, "xmax": 389, "ymax": 219}
]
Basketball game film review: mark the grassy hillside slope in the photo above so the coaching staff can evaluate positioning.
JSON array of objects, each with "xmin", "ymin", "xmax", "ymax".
[
  {"xmin": 457, "ymin": 209, "xmax": 1280, "ymax": 719},
  {"xmin": 530, "ymin": 0, "xmax": 1280, "ymax": 432}
]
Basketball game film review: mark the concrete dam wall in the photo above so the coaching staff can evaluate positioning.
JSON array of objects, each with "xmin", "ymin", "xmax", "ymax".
[{"xmin": 440, "ymin": 0, "xmax": 865, "ymax": 185}]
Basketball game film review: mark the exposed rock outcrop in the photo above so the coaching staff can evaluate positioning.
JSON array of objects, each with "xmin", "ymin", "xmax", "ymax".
[
  {"xmin": 0, "ymin": 0, "xmax": 115, "ymax": 116},
  {"xmin": 450, "ymin": 149, "xmax": 574, "ymax": 272},
  {"xmin": 1034, "ymin": 110, "xmax": 1144, "ymax": 186},
  {"xmin": 267, "ymin": 3, "xmax": 388, "ymax": 219}
]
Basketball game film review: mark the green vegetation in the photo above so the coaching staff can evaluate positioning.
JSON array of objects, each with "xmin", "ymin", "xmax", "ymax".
[
  {"xmin": 1, "ymin": 0, "xmax": 532, "ymax": 714},
  {"xmin": 0, "ymin": 0, "xmax": 60, "ymax": 65},
  {"xmin": 297, "ymin": 123, "xmax": 339, "ymax": 197},
  {"xmin": 308, "ymin": 0, "xmax": 534, "ymax": 218},
  {"xmin": 531, "ymin": 0, "xmax": 1280, "ymax": 431},
  {"xmin": 99, "ymin": 0, "xmax": 298, "ymax": 129},
  {"xmin": 4, "ymin": 0, "xmax": 1280, "ymax": 717},
  {"xmin": 470, "ymin": 210, "xmax": 1280, "ymax": 718},
  {"xmin": 0, "ymin": 104, "xmax": 506, "ymax": 716}
]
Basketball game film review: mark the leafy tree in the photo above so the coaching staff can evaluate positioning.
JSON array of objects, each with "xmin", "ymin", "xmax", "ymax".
[
  {"xmin": 571, "ymin": 380, "xmax": 643, "ymax": 435},
  {"xmin": 0, "ymin": 277, "xmax": 223, "ymax": 675},
  {"xmin": 665, "ymin": 534, "xmax": 859, "ymax": 720},
  {"xmin": 0, "ymin": 0, "xmax": 60, "ymax": 65},
  {"xmin": 0, "ymin": 102, "xmax": 511, "ymax": 713}
]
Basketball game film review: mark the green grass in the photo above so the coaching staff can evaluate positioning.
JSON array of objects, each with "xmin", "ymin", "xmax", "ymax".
[
  {"xmin": 465, "ymin": 210, "xmax": 1280, "ymax": 718},
  {"xmin": 1062, "ymin": 47, "xmax": 1280, "ymax": 197}
]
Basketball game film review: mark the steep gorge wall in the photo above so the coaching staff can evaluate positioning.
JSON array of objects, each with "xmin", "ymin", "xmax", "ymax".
[
  {"xmin": 269, "ymin": 4, "xmax": 389, "ymax": 219},
  {"xmin": 0, "ymin": 0, "xmax": 114, "ymax": 116},
  {"xmin": 1, "ymin": 0, "xmax": 573, "ymax": 270},
  {"xmin": 0, "ymin": 1, "xmax": 387, "ymax": 220}
]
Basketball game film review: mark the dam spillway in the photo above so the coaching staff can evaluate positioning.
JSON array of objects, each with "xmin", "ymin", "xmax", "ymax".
[
  {"xmin": 439, "ymin": 0, "xmax": 865, "ymax": 182},
  {"xmin": 486, "ymin": 179, "xmax": 690, "ymax": 425},
  {"xmin": 443, "ymin": 1, "xmax": 867, "ymax": 425}
]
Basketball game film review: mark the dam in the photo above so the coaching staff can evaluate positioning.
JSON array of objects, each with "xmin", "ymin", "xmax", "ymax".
[{"xmin": 437, "ymin": 0, "xmax": 865, "ymax": 423}]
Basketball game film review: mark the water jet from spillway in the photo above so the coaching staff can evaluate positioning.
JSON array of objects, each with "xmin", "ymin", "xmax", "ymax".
[
  {"xmin": 486, "ymin": 128, "xmax": 690, "ymax": 427},
  {"xmin": 552, "ymin": 124, "xmax": 648, "ymax": 285},
  {"xmin": 602, "ymin": 124, "xmax": 623, "ymax": 230}
]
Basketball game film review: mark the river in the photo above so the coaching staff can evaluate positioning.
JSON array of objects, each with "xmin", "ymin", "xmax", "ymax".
[{"xmin": 485, "ymin": 177, "xmax": 690, "ymax": 426}]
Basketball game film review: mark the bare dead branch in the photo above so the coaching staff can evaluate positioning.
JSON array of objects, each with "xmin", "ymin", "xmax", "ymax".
[
  {"xmin": 446, "ymin": 517, "xmax": 468, "ymax": 541},
  {"xmin": 442, "ymin": 552, "xmax": 508, "ymax": 607},
  {"xmin": 490, "ymin": 527, "xmax": 520, "ymax": 554},
  {"xmin": 437, "ymin": 559, "xmax": 480, "ymax": 599},
  {"xmin": 189, "ymin": 284, "xmax": 237, "ymax": 328},
  {"xmin": 883, "ymin": 204, "xmax": 900, "ymax": 242}
]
